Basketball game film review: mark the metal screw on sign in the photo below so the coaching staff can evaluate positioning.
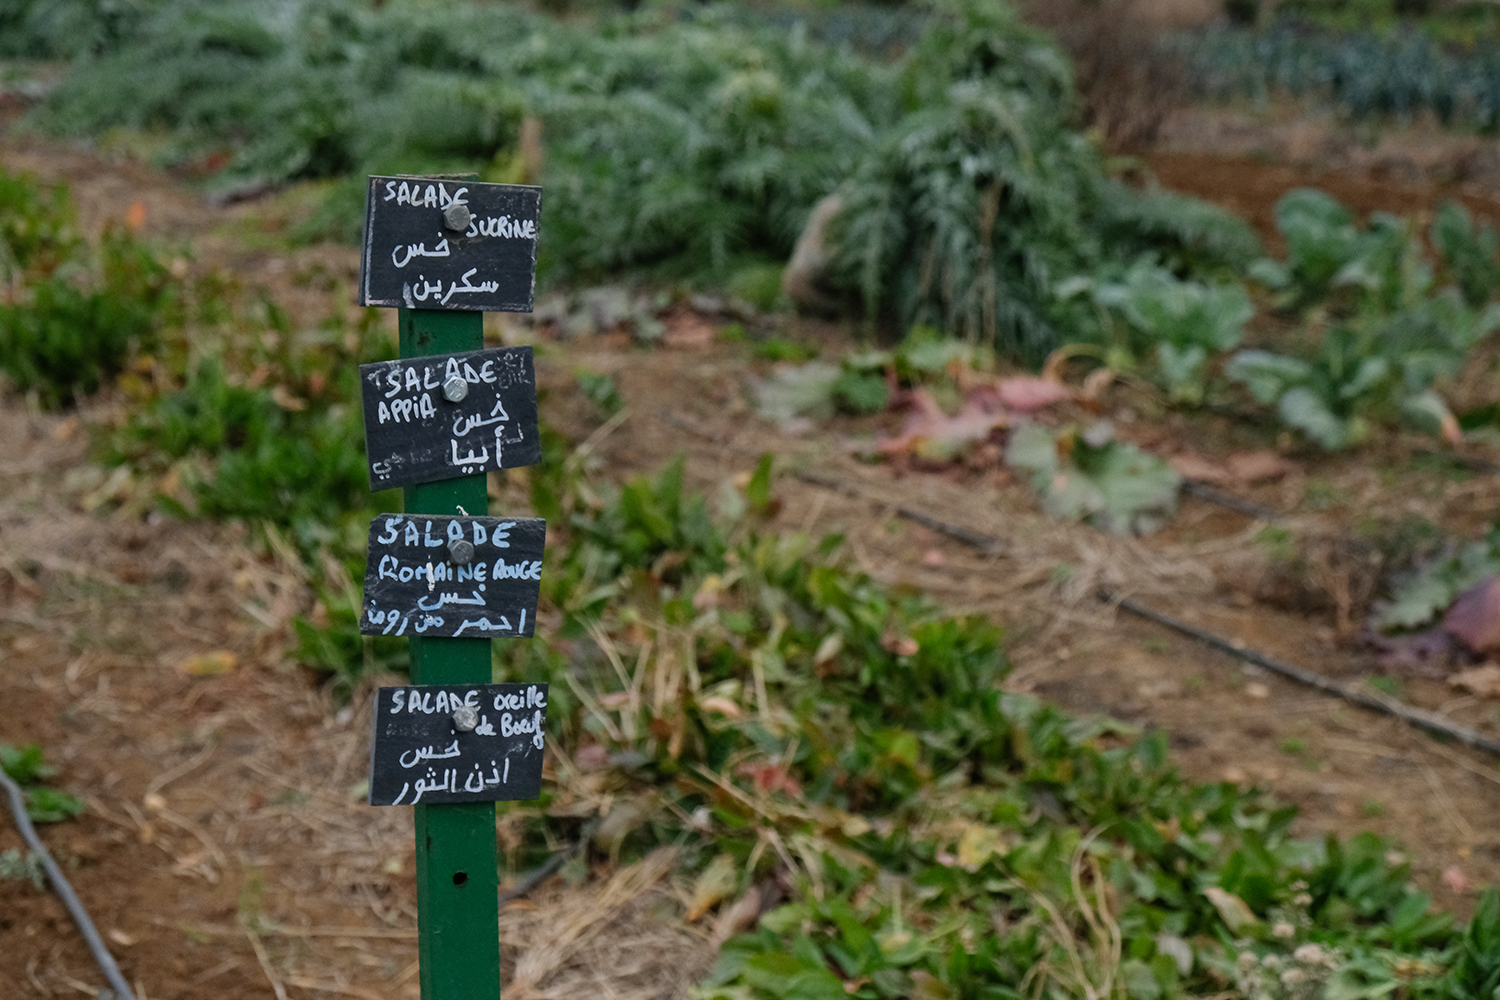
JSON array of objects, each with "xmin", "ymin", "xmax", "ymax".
[
  {"xmin": 444, "ymin": 201, "xmax": 472, "ymax": 233},
  {"xmin": 447, "ymin": 538, "xmax": 475, "ymax": 565},
  {"xmin": 443, "ymin": 374, "xmax": 469, "ymax": 402},
  {"xmin": 452, "ymin": 704, "xmax": 479, "ymax": 732}
]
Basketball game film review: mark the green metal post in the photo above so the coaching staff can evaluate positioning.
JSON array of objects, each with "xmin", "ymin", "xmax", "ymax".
[{"xmin": 399, "ymin": 307, "xmax": 501, "ymax": 1000}]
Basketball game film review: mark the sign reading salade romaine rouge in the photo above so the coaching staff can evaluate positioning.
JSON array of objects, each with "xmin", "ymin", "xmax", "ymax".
[
  {"xmin": 360, "ymin": 346, "xmax": 541, "ymax": 490},
  {"xmin": 361, "ymin": 514, "xmax": 545, "ymax": 639},
  {"xmin": 358, "ymin": 175, "xmax": 541, "ymax": 313},
  {"xmin": 369, "ymin": 683, "xmax": 547, "ymax": 806}
]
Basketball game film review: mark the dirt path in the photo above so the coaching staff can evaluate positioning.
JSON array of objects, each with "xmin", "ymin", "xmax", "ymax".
[{"xmin": 4, "ymin": 133, "xmax": 1500, "ymax": 997}]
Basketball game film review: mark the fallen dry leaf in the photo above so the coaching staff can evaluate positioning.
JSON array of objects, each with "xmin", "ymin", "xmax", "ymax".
[
  {"xmin": 1168, "ymin": 452, "xmax": 1225, "ymax": 484},
  {"xmin": 1203, "ymin": 886, "xmax": 1260, "ymax": 933},
  {"xmin": 687, "ymin": 853, "xmax": 739, "ymax": 921},
  {"xmin": 878, "ymin": 389, "xmax": 1007, "ymax": 462},
  {"xmin": 994, "ymin": 376, "xmax": 1070, "ymax": 411},
  {"xmin": 709, "ymin": 887, "xmax": 762, "ymax": 947},
  {"xmin": 735, "ymin": 761, "xmax": 802, "ymax": 798},
  {"xmin": 697, "ymin": 696, "xmax": 743, "ymax": 718},
  {"xmin": 662, "ymin": 314, "xmax": 716, "ymax": 349},
  {"xmin": 1449, "ymin": 664, "xmax": 1500, "ymax": 697},
  {"xmin": 1444, "ymin": 577, "xmax": 1500, "ymax": 656},
  {"xmin": 1226, "ymin": 450, "xmax": 1295, "ymax": 484},
  {"xmin": 176, "ymin": 650, "xmax": 237, "ymax": 676},
  {"xmin": 1169, "ymin": 450, "xmax": 1294, "ymax": 487},
  {"xmin": 881, "ymin": 634, "xmax": 919, "ymax": 657}
]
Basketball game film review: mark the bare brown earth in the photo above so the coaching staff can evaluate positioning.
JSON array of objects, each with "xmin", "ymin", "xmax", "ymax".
[{"xmin": 4, "ymin": 126, "xmax": 1500, "ymax": 998}]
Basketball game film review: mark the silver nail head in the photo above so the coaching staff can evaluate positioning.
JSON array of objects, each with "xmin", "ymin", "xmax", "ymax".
[
  {"xmin": 444, "ymin": 202, "xmax": 471, "ymax": 232},
  {"xmin": 453, "ymin": 705, "xmax": 479, "ymax": 732},
  {"xmin": 442, "ymin": 375, "xmax": 469, "ymax": 402},
  {"xmin": 447, "ymin": 538, "xmax": 475, "ymax": 565}
]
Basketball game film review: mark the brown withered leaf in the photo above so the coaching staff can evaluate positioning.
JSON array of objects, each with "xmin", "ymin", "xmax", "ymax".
[
  {"xmin": 1444, "ymin": 577, "xmax": 1500, "ymax": 655},
  {"xmin": 993, "ymin": 376, "xmax": 1069, "ymax": 412},
  {"xmin": 709, "ymin": 886, "xmax": 762, "ymax": 947},
  {"xmin": 877, "ymin": 389, "xmax": 1008, "ymax": 463},
  {"xmin": 1449, "ymin": 663, "xmax": 1500, "ymax": 698},
  {"xmin": 687, "ymin": 852, "xmax": 739, "ymax": 921}
]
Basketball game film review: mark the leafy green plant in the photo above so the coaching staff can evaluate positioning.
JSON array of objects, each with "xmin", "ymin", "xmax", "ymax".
[
  {"xmin": 488, "ymin": 448, "xmax": 1486, "ymax": 1000},
  {"xmin": 1228, "ymin": 281, "xmax": 1498, "ymax": 449},
  {"xmin": 1067, "ymin": 257, "xmax": 1253, "ymax": 404},
  {"xmin": 0, "ymin": 170, "xmax": 178, "ymax": 407},
  {"xmin": 1376, "ymin": 525, "xmax": 1500, "ymax": 630},
  {"xmin": 1184, "ymin": 19, "xmax": 1500, "ymax": 131},
  {"xmin": 0, "ymin": 743, "xmax": 84, "ymax": 824},
  {"xmin": 1228, "ymin": 331, "xmax": 1392, "ymax": 450},
  {"xmin": 27, "ymin": 0, "xmax": 1250, "ymax": 355},
  {"xmin": 1249, "ymin": 189, "xmax": 1429, "ymax": 315},
  {"xmin": 1430, "ymin": 200, "xmax": 1500, "ymax": 309},
  {"xmin": 1005, "ymin": 420, "xmax": 1181, "ymax": 533},
  {"xmin": 0, "ymin": 849, "xmax": 45, "ymax": 890}
]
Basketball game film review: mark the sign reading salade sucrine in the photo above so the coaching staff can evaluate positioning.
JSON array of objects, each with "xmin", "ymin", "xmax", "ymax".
[{"xmin": 358, "ymin": 176, "xmax": 541, "ymax": 313}]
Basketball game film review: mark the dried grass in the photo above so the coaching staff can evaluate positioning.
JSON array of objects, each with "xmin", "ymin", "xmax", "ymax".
[{"xmin": 501, "ymin": 848, "xmax": 710, "ymax": 1000}]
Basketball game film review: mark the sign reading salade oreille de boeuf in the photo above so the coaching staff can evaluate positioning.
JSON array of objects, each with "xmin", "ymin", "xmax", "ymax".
[{"xmin": 368, "ymin": 683, "xmax": 547, "ymax": 806}]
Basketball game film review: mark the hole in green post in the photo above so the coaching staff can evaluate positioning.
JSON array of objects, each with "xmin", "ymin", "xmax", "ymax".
[{"xmin": 452, "ymin": 871, "xmax": 468, "ymax": 886}]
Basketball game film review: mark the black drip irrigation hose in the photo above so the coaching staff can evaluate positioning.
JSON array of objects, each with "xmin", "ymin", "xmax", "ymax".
[
  {"xmin": 650, "ymin": 408, "xmax": 1500, "ymax": 758},
  {"xmin": 1100, "ymin": 588, "xmax": 1500, "ymax": 760},
  {"xmin": 1179, "ymin": 479, "xmax": 1283, "ymax": 521},
  {"xmin": 0, "ymin": 768, "xmax": 136, "ymax": 1000}
]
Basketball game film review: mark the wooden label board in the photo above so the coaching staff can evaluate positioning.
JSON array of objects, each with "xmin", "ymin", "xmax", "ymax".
[
  {"xmin": 361, "ymin": 514, "xmax": 545, "ymax": 639},
  {"xmin": 369, "ymin": 683, "xmax": 547, "ymax": 806},
  {"xmin": 358, "ymin": 176, "xmax": 541, "ymax": 312},
  {"xmin": 360, "ymin": 346, "xmax": 540, "ymax": 490}
]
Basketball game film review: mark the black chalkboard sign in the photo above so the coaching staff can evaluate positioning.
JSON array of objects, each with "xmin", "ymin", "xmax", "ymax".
[
  {"xmin": 361, "ymin": 514, "xmax": 545, "ymax": 639},
  {"xmin": 359, "ymin": 176, "xmax": 541, "ymax": 313},
  {"xmin": 360, "ymin": 346, "xmax": 541, "ymax": 490},
  {"xmin": 369, "ymin": 683, "xmax": 547, "ymax": 806}
]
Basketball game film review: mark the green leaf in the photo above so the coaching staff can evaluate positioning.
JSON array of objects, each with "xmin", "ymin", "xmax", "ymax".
[
  {"xmin": 1227, "ymin": 350, "xmax": 1313, "ymax": 405},
  {"xmin": 0, "ymin": 744, "xmax": 52, "ymax": 786},
  {"xmin": 752, "ymin": 362, "xmax": 840, "ymax": 424},
  {"xmin": 831, "ymin": 371, "xmax": 889, "ymax": 415},
  {"xmin": 1278, "ymin": 386, "xmax": 1351, "ymax": 450},
  {"xmin": 747, "ymin": 452, "xmax": 774, "ymax": 516},
  {"xmin": 24, "ymin": 788, "xmax": 84, "ymax": 824}
]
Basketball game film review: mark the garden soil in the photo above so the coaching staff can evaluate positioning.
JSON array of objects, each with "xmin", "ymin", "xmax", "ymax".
[{"xmin": 3, "ymin": 132, "xmax": 1500, "ymax": 998}]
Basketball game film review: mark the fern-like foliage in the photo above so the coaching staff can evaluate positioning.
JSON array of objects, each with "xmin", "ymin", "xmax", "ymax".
[{"xmin": 24, "ymin": 0, "xmax": 1249, "ymax": 360}]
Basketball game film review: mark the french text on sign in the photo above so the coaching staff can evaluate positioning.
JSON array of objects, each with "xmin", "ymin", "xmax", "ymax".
[
  {"xmin": 360, "ymin": 346, "xmax": 541, "ymax": 490},
  {"xmin": 358, "ymin": 176, "xmax": 541, "ymax": 313},
  {"xmin": 369, "ymin": 684, "xmax": 547, "ymax": 806},
  {"xmin": 362, "ymin": 514, "xmax": 545, "ymax": 639}
]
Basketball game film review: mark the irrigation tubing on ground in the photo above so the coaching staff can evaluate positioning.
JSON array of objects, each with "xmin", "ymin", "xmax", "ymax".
[
  {"xmin": 0, "ymin": 767, "xmax": 136, "ymax": 1000},
  {"xmin": 1099, "ymin": 588, "xmax": 1500, "ymax": 760},
  {"xmin": 651, "ymin": 408, "xmax": 1500, "ymax": 758}
]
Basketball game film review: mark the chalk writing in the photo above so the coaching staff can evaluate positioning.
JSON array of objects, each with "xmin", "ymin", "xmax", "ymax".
[
  {"xmin": 361, "ymin": 514, "xmax": 544, "ymax": 639},
  {"xmin": 369, "ymin": 684, "xmax": 547, "ymax": 806},
  {"xmin": 360, "ymin": 346, "xmax": 540, "ymax": 490},
  {"xmin": 359, "ymin": 175, "xmax": 540, "ymax": 313}
]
